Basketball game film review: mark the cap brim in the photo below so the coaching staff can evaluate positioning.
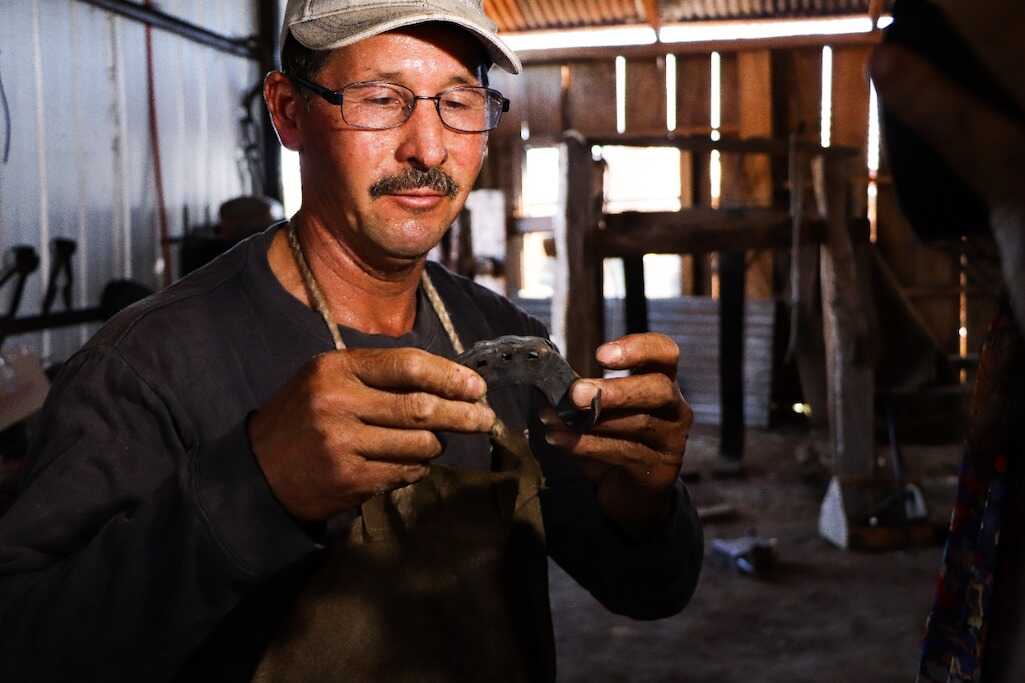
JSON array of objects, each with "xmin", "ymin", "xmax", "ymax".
[{"xmin": 289, "ymin": 6, "xmax": 522, "ymax": 75}]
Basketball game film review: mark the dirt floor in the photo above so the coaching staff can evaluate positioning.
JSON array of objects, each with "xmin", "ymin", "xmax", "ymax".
[{"xmin": 548, "ymin": 423, "xmax": 963, "ymax": 683}]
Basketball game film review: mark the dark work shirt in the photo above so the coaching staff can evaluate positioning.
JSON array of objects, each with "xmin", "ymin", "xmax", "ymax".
[{"xmin": 0, "ymin": 224, "xmax": 702, "ymax": 682}]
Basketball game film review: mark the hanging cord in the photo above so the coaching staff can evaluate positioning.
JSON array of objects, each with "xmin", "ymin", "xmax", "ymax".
[
  {"xmin": 0, "ymin": 51, "xmax": 11, "ymax": 164},
  {"xmin": 286, "ymin": 223, "xmax": 344, "ymax": 351},
  {"xmin": 144, "ymin": 2, "xmax": 172, "ymax": 288}
]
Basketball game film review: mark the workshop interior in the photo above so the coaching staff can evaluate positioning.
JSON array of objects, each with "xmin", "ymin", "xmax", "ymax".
[{"xmin": 0, "ymin": 1, "xmax": 1017, "ymax": 681}]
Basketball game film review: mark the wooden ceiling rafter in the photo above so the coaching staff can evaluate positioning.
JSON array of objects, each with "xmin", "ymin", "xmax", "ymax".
[
  {"xmin": 510, "ymin": 0, "xmax": 537, "ymax": 29},
  {"xmin": 535, "ymin": 1, "xmax": 561, "ymax": 28},
  {"xmin": 484, "ymin": 0, "xmax": 511, "ymax": 31},
  {"xmin": 503, "ymin": 0, "xmax": 529, "ymax": 31},
  {"xmin": 486, "ymin": 0, "xmax": 890, "ymax": 31},
  {"xmin": 577, "ymin": 0, "xmax": 604, "ymax": 24},
  {"xmin": 641, "ymin": 0, "xmax": 662, "ymax": 30},
  {"xmin": 552, "ymin": 0, "xmax": 575, "ymax": 27},
  {"xmin": 563, "ymin": 0, "xmax": 589, "ymax": 26}
]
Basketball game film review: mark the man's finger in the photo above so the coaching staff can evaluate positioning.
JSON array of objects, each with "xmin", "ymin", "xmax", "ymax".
[
  {"xmin": 570, "ymin": 373, "xmax": 678, "ymax": 411},
  {"xmin": 871, "ymin": 43, "xmax": 1025, "ymax": 206},
  {"xmin": 346, "ymin": 347, "xmax": 487, "ymax": 401},
  {"xmin": 353, "ymin": 426, "xmax": 445, "ymax": 463},
  {"xmin": 543, "ymin": 405, "xmax": 676, "ymax": 448},
  {"xmin": 595, "ymin": 333, "xmax": 679, "ymax": 375},
  {"xmin": 348, "ymin": 459, "xmax": 431, "ymax": 495},
  {"xmin": 544, "ymin": 431, "xmax": 682, "ymax": 470},
  {"xmin": 360, "ymin": 388, "xmax": 496, "ymax": 433}
]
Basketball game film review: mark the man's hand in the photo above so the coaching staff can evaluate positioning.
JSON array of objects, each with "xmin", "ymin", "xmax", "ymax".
[
  {"xmin": 248, "ymin": 348, "xmax": 495, "ymax": 522},
  {"xmin": 871, "ymin": 11, "xmax": 1025, "ymax": 331},
  {"xmin": 540, "ymin": 333, "xmax": 693, "ymax": 529}
]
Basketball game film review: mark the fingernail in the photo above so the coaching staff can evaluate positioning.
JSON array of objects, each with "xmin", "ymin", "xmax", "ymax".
[
  {"xmin": 539, "ymin": 407, "xmax": 562, "ymax": 426},
  {"xmin": 545, "ymin": 430, "xmax": 574, "ymax": 447},
  {"xmin": 465, "ymin": 374, "xmax": 486, "ymax": 397},
  {"xmin": 596, "ymin": 344, "xmax": 623, "ymax": 365},
  {"xmin": 571, "ymin": 381, "xmax": 600, "ymax": 407},
  {"xmin": 481, "ymin": 407, "xmax": 497, "ymax": 429}
]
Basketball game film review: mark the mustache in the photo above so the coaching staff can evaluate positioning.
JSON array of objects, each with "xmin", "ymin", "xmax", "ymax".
[{"xmin": 369, "ymin": 167, "xmax": 460, "ymax": 199}]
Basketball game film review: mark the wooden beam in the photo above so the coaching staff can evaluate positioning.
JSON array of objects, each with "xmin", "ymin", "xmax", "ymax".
[
  {"xmin": 718, "ymin": 250, "xmax": 746, "ymax": 462},
  {"xmin": 598, "ymin": 208, "xmax": 869, "ymax": 256},
  {"xmin": 819, "ymin": 156, "xmax": 876, "ymax": 523},
  {"xmin": 552, "ymin": 134, "xmax": 604, "ymax": 377},
  {"xmin": 582, "ymin": 133, "xmax": 859, "ymax": 160},
  {"xmin": 516, "ymin": 31, "xmax": 882, "ymax": 66},
  {"xmin": 622, "ymin": 255, "xmax": 649, "ymax": 334}
]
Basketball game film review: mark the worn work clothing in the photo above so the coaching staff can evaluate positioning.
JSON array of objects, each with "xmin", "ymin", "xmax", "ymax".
[
  {"xmin": 0, "ymin": 224, "xmax": 703, "ymax": 682},
  {"xmin": 918, "ymin": 297, "xmax": 1025, "ymax": 683}
]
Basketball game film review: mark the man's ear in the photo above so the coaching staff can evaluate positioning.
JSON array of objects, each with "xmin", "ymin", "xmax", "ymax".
[{"xmin": 264, "ymin": 71, "xmax": 304, "ymax": 151}]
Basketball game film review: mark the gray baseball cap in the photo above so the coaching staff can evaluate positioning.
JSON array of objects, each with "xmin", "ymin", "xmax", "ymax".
[{"xmin": 281, "ymin": 0, "xmax": 523, "ymax": 74}]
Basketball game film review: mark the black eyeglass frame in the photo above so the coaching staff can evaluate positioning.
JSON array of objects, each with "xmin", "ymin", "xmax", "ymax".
[{"xmin": 289, "ymin": 75, "xmax": 511, "ymax": 133}]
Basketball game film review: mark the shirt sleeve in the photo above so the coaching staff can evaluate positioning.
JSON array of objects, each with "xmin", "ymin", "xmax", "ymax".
[
  {"xmin": 0, "ymin": 346, "xmax": 319, "ymax": 683},
  {"xmin": 532, "ymin": 415, "xmax": 704, "ymax": 620}
]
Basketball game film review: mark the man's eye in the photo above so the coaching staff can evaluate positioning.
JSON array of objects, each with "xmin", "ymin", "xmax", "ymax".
[
  {"xmin": 365, "ymin": 96, "xmax": 401, "ymax": 107},
  {"xmin": 441, "ymin": 98, "xmax": 471, "ymax": 110}
]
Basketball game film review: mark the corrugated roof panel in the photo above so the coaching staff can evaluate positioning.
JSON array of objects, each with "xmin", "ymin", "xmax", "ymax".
[{"xmin": 487, "ymin": 0, "xmax": 890, "ymax": 30}]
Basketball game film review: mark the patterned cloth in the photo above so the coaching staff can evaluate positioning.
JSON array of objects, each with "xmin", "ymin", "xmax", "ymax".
[{"xmin": 919, "ymin": 298, "xmax": 1025, "ymax": 683}]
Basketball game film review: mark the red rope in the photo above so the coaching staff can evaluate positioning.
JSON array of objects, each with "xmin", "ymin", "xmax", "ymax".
[{"xmin": 144, "ymin": 1, "xmax": 172, "ymax": 288}]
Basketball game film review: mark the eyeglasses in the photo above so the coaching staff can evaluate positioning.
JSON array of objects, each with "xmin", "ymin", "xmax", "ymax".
[{"xmin": 290, "ymin": 76, "xmax": 510, "ymax": 133}]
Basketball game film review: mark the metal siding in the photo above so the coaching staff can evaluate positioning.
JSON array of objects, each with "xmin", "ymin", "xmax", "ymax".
[
  {"xmin": 0, "ymin": 0, "xmax": 46, "ymax": 357},
  {"xmin": 0, "ymin": 0, "xmax": 260, "ymax": 362}
]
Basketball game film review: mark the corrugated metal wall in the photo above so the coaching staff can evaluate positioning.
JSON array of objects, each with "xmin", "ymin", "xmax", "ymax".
[{"xmin": 0, "ymin": 0, "xmax": 260, "ymax": 363}]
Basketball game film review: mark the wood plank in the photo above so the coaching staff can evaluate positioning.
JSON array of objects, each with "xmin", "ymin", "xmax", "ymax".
[
  {"xmin": 599, "ymin": 208, "xmax": 870, "ymax": 255},
  {"xmin": 819, "ymin": 156, "xmax": 875, "ymax": 522},
  {"xmin": 719, "ymin": 249, "xmax": 746, "ymax": 461},
  {"xmin": 622, "ymin": 255, "xmax": 649, "ymax": 334},
  {"xmin": 771, "ymin": 47, "xmax": 822, "ymax": 141},
  {"xmin": 721, "ymin": 52, "xmax": 740, "ymax": 135},
  {"xmin": 626, "ymin": 57, "xmax": 668, "ymax": 134},
  {"xmin": 552, "ymin": 134, "xmax": 603, "ymax": 378},
  {"xmin": 831, "ymin": 45, "xmax": 872, "ymax": 167},
  {"xmin": 730, "ymin": 50, "xmax": 775, "ymax": 301},
  {"xmin": 516, "ymin": 33, "xmax": 882, "ymax": 66},
  {"xmin": 566, "ymin": 60, "xmax": 617, "ymax": 136},
  {"xmin": 675, "ymin": 53, "xmax": 711, "ymax": 134},
  {"xmin": 583, "ymin": 133, "xmax": 858, "ymax": 158},
  {"xmin": 524, "ymin": 64, "xmax": 563, "ymax": 137}
]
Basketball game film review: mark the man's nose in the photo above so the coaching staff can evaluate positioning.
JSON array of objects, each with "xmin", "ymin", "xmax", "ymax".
[{"xmin": 395, "ymin": 98, "xmax": 449, "ymax": 170}]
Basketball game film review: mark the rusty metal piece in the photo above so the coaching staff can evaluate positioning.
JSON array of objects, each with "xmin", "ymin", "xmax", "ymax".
[{"xmin": 454, "ymin": 335, "xmax": 600, "ymax": 432}]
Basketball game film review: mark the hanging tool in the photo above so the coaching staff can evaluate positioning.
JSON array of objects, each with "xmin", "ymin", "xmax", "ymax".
[{"xmin": 41, "ymin": 239, "xmax": 76, "ymax": 315}]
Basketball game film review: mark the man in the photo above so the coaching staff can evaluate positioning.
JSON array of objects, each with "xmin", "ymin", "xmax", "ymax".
[
  {"xmin": 870, "ymin": 2, "xmax": 1025, "ymax": 681},
  {"xmin": 0, "ymin": 1, "xmax": 702, "ymax": 681}
]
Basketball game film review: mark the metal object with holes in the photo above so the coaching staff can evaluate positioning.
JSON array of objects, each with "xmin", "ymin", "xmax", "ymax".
[{"xmin": 454, "ymin": 335, "xmax": 601, "ymax": 432}]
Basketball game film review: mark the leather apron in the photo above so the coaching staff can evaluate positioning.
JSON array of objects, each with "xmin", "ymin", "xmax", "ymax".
[{"xmin": 251, "ymin": 227, "xmax": 553, "ymax": 682}]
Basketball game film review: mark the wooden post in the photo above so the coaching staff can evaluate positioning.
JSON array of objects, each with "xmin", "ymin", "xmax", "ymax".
[
  {"xmin": 819, "ymin": 155, "xmax": 875, "ymax": 525},
  {"xmin": 622, "ymin": 256, "xmax": 649, "ymax": 335},
  {"xmin": 719, "ymin": 250, "xmax": 746, "ymax": 463},
  {"xmin": 552, "ymin": 133, "xmax": 603, "ymax": 378}
]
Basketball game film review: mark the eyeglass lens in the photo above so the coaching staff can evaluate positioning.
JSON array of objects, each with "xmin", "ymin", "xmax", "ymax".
[{"xmin": 342, "ymin": 83, "xmax": 502, "ymax": 132}]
